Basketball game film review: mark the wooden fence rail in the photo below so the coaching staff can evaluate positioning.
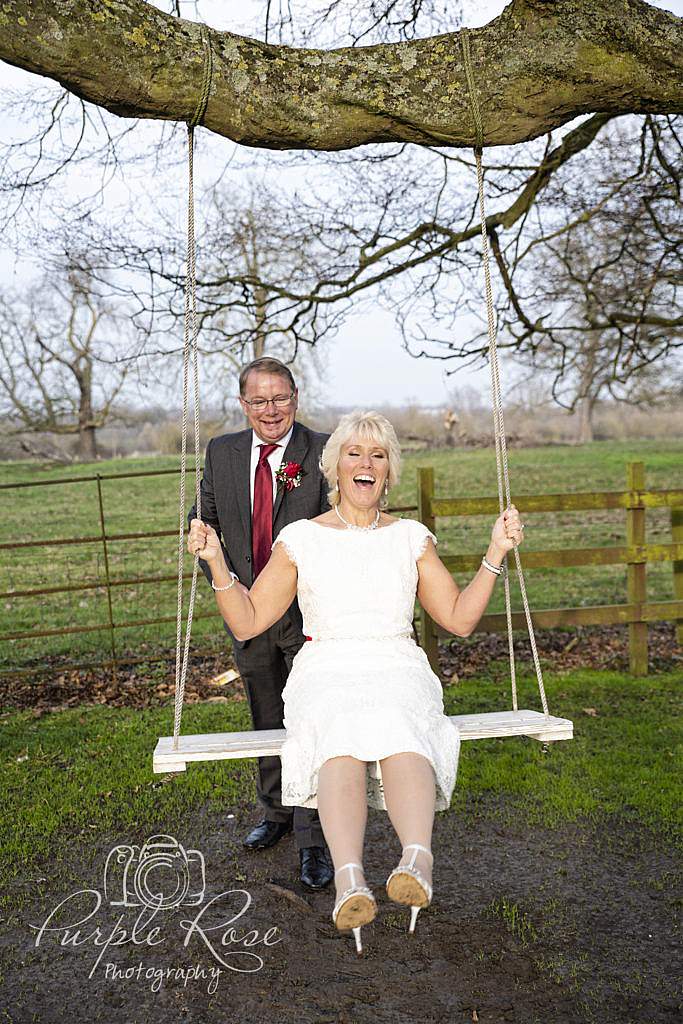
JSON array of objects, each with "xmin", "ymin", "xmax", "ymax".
[
  {"xmin": 416, "ymin": 460, "xmax": 683, "ymax": 677},
  {"xmin": 1, "ymin": 459, "xmax": 681, "ymax": 679}
]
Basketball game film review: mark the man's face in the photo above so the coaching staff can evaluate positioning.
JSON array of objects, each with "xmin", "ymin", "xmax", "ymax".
[{"xmin": 239, "ymin": 370, "xmax": 298, "ymax": 443}]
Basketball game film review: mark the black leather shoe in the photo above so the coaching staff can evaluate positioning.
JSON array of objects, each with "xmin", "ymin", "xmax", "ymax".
[
  {"xmin": 242, "ymin": 818, "xmax": 293, "ymax": 850},
  {"xmin": 299, "ymin": 845, "xmax": 334, "ymax": 889}
]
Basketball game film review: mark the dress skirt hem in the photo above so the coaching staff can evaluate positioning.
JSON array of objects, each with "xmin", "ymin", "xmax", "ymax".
[{"xmin": 280, "ymin": 717, "xmax": 461, "ymax": 812}]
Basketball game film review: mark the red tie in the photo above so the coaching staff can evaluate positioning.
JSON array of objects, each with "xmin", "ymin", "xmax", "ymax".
[{"xmin": 252, "ymin": 443, "xmax": 279, "ymax": 579}]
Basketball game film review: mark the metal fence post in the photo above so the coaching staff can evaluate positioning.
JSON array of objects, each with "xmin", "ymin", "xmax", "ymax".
[
  {"xmin": 417, "ymin": 466, "xmax": 439, "ymax": 676},
  {"xmin": 672, "ymin": 503, "xmax": 683, "ymax": 646},
  {"xmin": 96, "ymin": 473, "xmax": 118, "ymax": 682},
  {"xmin": 626, "ymin": 461, "xmax": 647, "ymax": 676}
]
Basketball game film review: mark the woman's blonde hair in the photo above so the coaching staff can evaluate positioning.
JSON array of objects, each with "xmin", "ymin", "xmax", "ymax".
[{"xmin": 320, "ymin": 410, "xmax": 401, "ymax": 508}]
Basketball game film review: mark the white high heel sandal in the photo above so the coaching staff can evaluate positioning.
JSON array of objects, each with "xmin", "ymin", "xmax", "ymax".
[
  {"xmin": 331, "ymin": 861, "xmax": 377, "ymax": 953},
  {"xmin": 385, "ymin": 842, "xmax": 433, "ymax": 934}
]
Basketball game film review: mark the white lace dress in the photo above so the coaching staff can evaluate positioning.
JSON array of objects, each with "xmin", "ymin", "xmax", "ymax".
[{"xmin": 273, "ymin": 517, "xmax": 461, "ymax": 812}]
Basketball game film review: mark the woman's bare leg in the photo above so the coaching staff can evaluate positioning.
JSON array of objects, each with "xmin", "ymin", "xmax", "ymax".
[
  {"xmin": 316, "ymin": 755, "xmax": 369, "ymax": 900},
  {"xmin": 379, "ymin": 752, "xmax": 436, "ymax": 887}
]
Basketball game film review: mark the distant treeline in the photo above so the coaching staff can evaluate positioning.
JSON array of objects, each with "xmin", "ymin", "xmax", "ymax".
[{"xmin": 1, "ymin": 397, "xmax": 682, "ymax": 463}]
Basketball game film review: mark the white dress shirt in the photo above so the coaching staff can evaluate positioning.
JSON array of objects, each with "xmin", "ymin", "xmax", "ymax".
[{"xmin": 249, "ymin": 425, "xmax": 294, "ymax": 512}]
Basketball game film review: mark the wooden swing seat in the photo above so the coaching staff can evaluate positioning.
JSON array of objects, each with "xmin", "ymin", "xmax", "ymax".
[{"xmin": 153, "ymin": 709, "xmax": 573, "ymax": 774}]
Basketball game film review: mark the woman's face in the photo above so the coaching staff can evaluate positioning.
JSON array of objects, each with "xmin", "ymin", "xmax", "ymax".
[{"xmin": 337, "ymin": 434, "xmax": 389, "ymax": 510}]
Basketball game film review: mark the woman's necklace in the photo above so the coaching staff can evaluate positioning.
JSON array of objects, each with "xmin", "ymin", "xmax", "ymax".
[{"xmin": 334, "ymin": 504, "xmax": 380, "ymax": 531}]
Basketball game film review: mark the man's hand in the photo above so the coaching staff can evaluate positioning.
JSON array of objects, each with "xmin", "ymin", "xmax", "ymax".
[{"xmin": 188, "ymin": 518, "xmax": 222, "ymax": 562}]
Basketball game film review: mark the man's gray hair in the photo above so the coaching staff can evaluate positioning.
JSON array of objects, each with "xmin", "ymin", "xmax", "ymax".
[{"xmin": 239, "ymin": 357, "xmax": 297, "ymax": 396}]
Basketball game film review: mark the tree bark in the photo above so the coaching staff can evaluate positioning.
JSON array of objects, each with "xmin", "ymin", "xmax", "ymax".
[
  {"xmin": 0, "ymin": 1, "xmax": 681, "ymax": 151},
  {"xmin": 77, "ymin": 423, "xmax": 98, "ymax": 460},
  {"xmin": 76, "ymin": 359, "xmax": 98, "ymax": 459},
  {"xmin": 576, "ymin": 395, "xmax": 595, "ymax": 443}
]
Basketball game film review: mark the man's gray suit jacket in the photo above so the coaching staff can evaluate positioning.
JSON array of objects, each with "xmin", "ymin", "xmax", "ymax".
[{"xmin": 188, "ymin": 419, "xmax": 330, "ymax": 649}]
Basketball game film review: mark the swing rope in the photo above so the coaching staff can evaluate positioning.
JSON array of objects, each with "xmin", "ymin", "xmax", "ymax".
[
  {"xmin": 461, "ymin": 29, "xmax": 550, "ymax": 717},
  {"xmin": 172, "ymin": 24, "xmax": 213, "ymax": 750}
]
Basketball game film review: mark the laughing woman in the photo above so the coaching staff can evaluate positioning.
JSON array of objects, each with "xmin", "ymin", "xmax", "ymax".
[{"xmin": 188, "ymin": 410, "xmax": 524, "ymax": 953}]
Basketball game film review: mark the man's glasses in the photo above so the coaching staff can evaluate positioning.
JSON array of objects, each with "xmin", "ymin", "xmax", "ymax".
[{"xmin": 241, "ymin": 393, "xmax": 294, "ymax": 411}]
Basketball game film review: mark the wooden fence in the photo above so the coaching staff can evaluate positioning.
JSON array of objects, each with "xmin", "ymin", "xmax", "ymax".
[
  {"xmin": 1, "ymin": 459, "xmax": 681, "ymax": 679},
  {"xmin": 416, "ymin": 461, "xmax": 683, "ymax": 677}
]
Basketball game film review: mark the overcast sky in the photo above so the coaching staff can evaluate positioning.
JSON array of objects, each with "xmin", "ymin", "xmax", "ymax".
[{"xmin": 1, "ymin": 0, "xmax": 680, "ymax": 411}]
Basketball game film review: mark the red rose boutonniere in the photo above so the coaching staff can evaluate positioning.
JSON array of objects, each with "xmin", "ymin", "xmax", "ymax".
[{"xmin": 275, "ymin": 461, "xmax": 306, "ymax": 492}]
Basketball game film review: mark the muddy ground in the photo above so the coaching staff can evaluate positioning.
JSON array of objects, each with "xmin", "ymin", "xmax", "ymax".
[
  {"xmin": 1, "ymin": 795, "xmax": 680, "ymax": 1024},
  {"xmin": 1, "ymin": 624, "xmax": 681, "ymax": 1023}
]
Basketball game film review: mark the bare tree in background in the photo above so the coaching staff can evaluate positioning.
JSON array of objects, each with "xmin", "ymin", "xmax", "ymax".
[
  {"xmin": 187, "ymin": 182, "xmax": 331, "ymax": 407},
  {"xmin": 52, "ymin": 180, "xmax": 336, "ymax": 412},
  {"xmin": 0, "ymin": 0, "xmax": 680, "ymax": 423},
  {"xmin": 261, "ymin": 0, "xmax": 460, "ymax": 46},
  {"xmin": 47, "ymin": 111, "xmax": 681, "ymax": 428},
  {"xmin": 477, "ymin": 117, "xmax": 683, "ymax": 440},
  {"xmin": 0, "ymin": 269, "xmax": 133, "ymax": 458},
  {"xmin": 373, "ymin": 113, "xmax": 682, "ymax": 408}
]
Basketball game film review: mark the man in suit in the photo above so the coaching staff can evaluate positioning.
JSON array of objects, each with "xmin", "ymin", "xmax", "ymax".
[{"xmin": 189, "ymin": 356, "xmax": 333, "ymax": 889}]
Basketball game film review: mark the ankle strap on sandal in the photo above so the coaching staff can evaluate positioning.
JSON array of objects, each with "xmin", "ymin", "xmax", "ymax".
[
  {"xmin": 335, "ymin": 861, "xmax": 363, "ymax": 875},
  {"xmin": 403, "ymin": 843, "xmax": 433, "ymax": 859}
]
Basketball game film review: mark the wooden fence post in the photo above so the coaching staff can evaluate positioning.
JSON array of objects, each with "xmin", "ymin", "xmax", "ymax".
[
  {"xmin": 626, "ymin": 462, "xmax": 647, "ymax": 676},
  {"xmin": 672, "ymin": 503, "xmax": 683, "ymax": 645},
  {"xmin": 417, "ymin": 466, "xmax": 439, "ymax": 675}
]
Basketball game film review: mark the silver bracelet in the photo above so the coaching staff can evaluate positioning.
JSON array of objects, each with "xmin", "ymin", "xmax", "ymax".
[
  {"xmin": 211, "ymin": 571, "xmax": 239, "ymax": 592},
  {"xmin": 482, "ymin": 555, "xmax": 505, "ymax": 576}
]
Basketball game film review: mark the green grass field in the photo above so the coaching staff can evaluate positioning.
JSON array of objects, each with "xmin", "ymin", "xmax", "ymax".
[
  {"xmin": 0, "ymin": 439, "xmax": 681, "ymax": 671},
  {"xmin": 1, "ymin": 666, "xmax": 681, "ymax": 911}
]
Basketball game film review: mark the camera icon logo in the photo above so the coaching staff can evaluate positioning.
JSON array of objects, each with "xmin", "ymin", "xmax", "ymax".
[{"xmin": 103, "ymin": 834, "xmax": 206, "ymax": 910}]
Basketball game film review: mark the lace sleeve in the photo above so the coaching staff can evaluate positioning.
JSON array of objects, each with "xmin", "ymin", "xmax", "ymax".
[
  {"xmin": 411, "ymin": 520, "xmax": 438, "ymax": 561},
  {"xmin": 271, "ymin": 521, "xmax": 300, "ymax": 566}
]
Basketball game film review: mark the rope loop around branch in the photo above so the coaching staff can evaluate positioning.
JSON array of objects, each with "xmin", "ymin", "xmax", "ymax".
[
  {"xmin": 460, "ymin": 28, "xmax": 484, "ymax": 151},
  {"xmin": 188, "ymin": 22, "xmax": 213, "ymax": 129}
]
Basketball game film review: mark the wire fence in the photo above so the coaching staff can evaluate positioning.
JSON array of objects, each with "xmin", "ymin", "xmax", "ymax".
[{"xmin": 0, "ymin": 463, "xmax": 418, "ymax": 677}]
